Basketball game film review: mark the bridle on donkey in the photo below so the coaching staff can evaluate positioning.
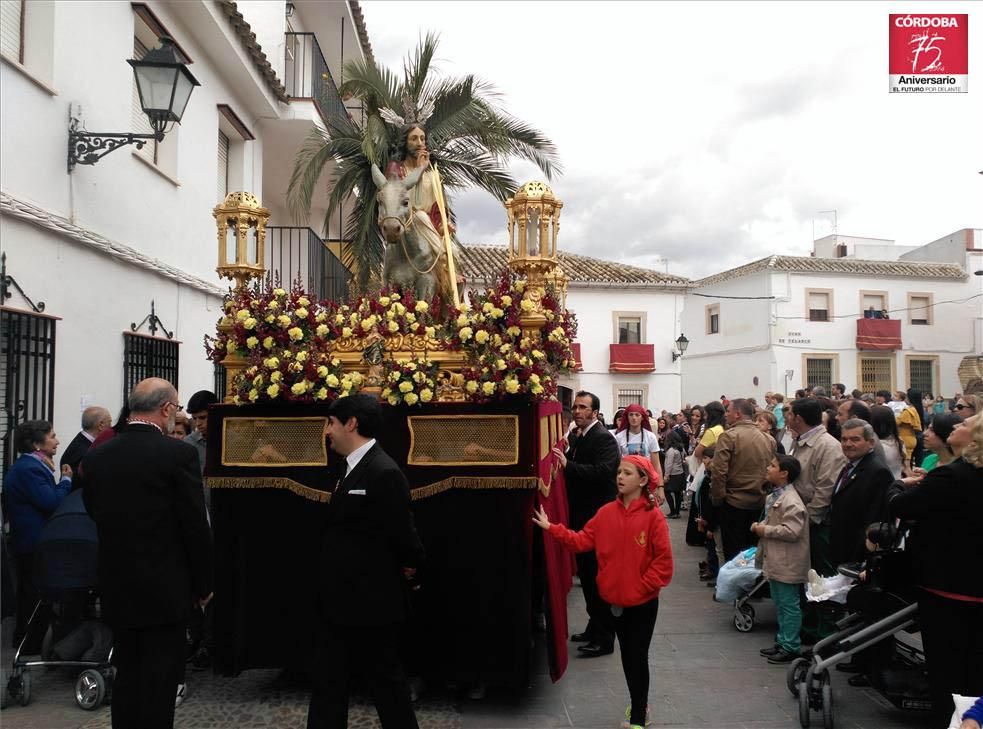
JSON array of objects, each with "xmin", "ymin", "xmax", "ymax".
[{"xmin": 378, "ymin": 209, "xmax": 442, "ymax": 276}]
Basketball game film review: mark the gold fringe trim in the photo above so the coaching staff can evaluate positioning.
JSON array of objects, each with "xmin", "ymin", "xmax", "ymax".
[
  {"xmin": 206, "ymin": 475, "xmax": 543, "ymax": 504},
  {"xmin": 207, "ymin": 476, "xmax": 331, "ymax": 503}
]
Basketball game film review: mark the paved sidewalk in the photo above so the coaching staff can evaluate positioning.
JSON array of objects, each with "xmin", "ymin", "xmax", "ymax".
[{"xmin": 1, "ymin": 506, "xmax": 934, "ymax": 728}]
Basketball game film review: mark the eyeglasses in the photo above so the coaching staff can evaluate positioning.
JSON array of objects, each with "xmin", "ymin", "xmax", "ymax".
[
  {"xmin": 955, "ymin": 404, "xmax": 974, "ymax": 411},
  {"xmin": 168, "ymin": 402, "xmax": 184, "ymax": 412}
]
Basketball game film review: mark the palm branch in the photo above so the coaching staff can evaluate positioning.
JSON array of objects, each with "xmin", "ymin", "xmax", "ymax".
[{"xmin": 287, "ymin": 32, "xmax": 561, "ymax": 291}]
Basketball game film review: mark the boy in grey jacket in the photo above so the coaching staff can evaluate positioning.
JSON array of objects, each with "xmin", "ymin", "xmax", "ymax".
[{"xmin": 752, "ymin": 455, "xmax": 810, "ymax": 664}]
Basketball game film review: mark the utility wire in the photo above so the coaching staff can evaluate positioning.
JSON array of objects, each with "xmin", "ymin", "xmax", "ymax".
[{"xmin": 774, "ymin": 293, "xmax": 982, "ymax": 320}]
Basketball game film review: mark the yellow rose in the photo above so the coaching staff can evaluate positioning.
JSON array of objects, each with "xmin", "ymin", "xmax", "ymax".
[
  {"xmin": 499, "ymin": 344, "xmax": 511, "ymax": 354},
  {"xmin": 334, "ymin": 314, "xmax": 345, "ymax": 325},
  {"xmin": 520, "ymin": 299, "xmax": 534, "ymax": 312},
  {"xmin": 412, "ymin": 371, "xmax": 425, "ymax": 384},
  {"xmin": 313, "ymin": 324, "xmax": 327, "ymax": 337},
  {"xmin": 507, "ymin": 326, "xmax": 521, "ymax": 337},
  {"xmin": 398, "ymin": 381, "xmax": 414, "ymax": 393},
  {"xmin": 298, "ymin": 296, "xmax": 310, "ymax": 307},
  {"xmin": 225, "ymin": 340, "xmax": 237, "ymax": 352},
  {"xmin": 465, "ymin": 380, "xmax": 479, "ymax": 394},
  {"xmin": 265, "ymin": 315, "xmax": 275, "ymax": 324},
  {"xmin": 248, "ymin": 388, "xmax": 259, "ymax": 402},
  {"xmin": 326, "ymin": 374, "xmax": 340, "ymax": 388},
  {"xmin": 475, "ymin": 330, "xmax": 490, "ymax": 344},
  {"xmin": 252, "ymin": 374, "xmax": 264, "ymax": 387},
  {"xmin": 491, "ymin": 308, "xmax": 504, "ymax": 319},
  {"xmin": 243, "ymin": 317, "xmax": 257, "ymax": 330},
  {"xmin": 349, "ymin": 312, "xmax": 359, "ymax": 325},
  {"xmin": 457, "ymin": 313, "xmax": 469, "ymax": 327},
  {"xmin": 388, "ymin": 396, "xmax": 400, "ymax": 406},
  {"xmin": 415, "ymin": 300, "xmax": 429, "ymax": 313},
  {"xmin": 315, "ymin": 312, "xmax": 327, "ymax": 323},
  {"xmin": 531, "ymin": 383, "xmax": 544, "ymax": 395},
  {"xmin": 482, "ymin": 302, "xmax": 494, "ymax": 314},
  {"xmin": 382, "ymin": 388, "xmax": 392, "ymax": 398},
  {"xmin": 501, "ymin": 295, "xmax": 512, "ymax": 306},
  {"xmin": 315, "ymin": 387, "xmax": 328, "ymax": 400},
  {"xmin": 236, "ymin": 308, "xmax": 250, "ymax": 321},
  {"xmin": 296, "ymin": 350, "xmax": 308, "ymax": 362},
  {"xmin": 332, "ymin": 358, "xmax": 341, "ymax": 367},
  {"xmin": 264, "ymin": 357, "xmax": 279, "ymax": 369},
  {"xmin": 361, "ymin": 317, "xmax": 376, "ymax": 332},
  {"xmin": 267, "ymin": 301, "xmax": 279, "ymax": 311},
  {"xmin": 342, "ymin": 327, "xmax": 352, "ymax": 338},
  {"xmin": 273, "ymin": 288, "xmax": 286, "ymax": 297},
  {"xmin": 262, "ymin": 336, "xmax": 274, "ymax": 349},
  {"xmin": 270, "ymin": 371, "xmax": 282, "ymax": 383},
  {"xmin": 278, "ymin": 314, "xmax": 292, "ymax": 328},
  {"xmin": 295, "ymin": 307, "xmax": 309, "ymax": 320},
  {"xmin": 529, "ymin": 373, "xmax": 541, "ymax": 383},
  {"xmin": 405, "ymin": 313, "xmax": 416, "ymax": 324},
  {"xmin": 388, "ymin": 321, "xmax": 400, "ymax": 333},
  {"xmin": 291, "ymin": 382, "xmax": 308, "ymax": 395},
  {"xmin": 246, "ymin": 336, "xmax": 258, "ymax": 349},
  {"xmin": 288, "ymin": 327, "xmax": 304, "ymax": 341},
  {"xmin": 317, "ymin": 365, "xmax": 329, "ymax": 378},
  {"xmin": 514, "ymin": 281, "xmax": 526, "ymax": 292},
  {"xmin": 290, "ymin": 361, "xmax": 303, "ymax": 373},
  {"xmin": 505, "ymin": 378, "xmax": 520, "ymax": 394},
  {"xmin": 394, "ymin": 303, "xmax": 406, "ymax": 315},
  {"xmin": 379, "ymin": 296, "xmax": 391, "ymax": 307},
  {"xmin": 406, "ymin": 361, "xmax": 417, "ymax": 371},
  {"xmin": 425, "ymin": 326, "xmax": 436, "ymax": 338},
  {"xmin": 266, "ymin": 384, "xmax": 280, "ymax": 398},
  {"xmin": 496, "ymin": 359, "xmax": 507, "ymax": 371},
  {"xmin": 459, "ymin": 327, "xmax": 473, "ymax": 341},
  {"xmin": 532, "ymin": 350, "xmax": 545, "ymax": 360},
  {"xmin": 404, "ymin": 392, "xmax": 419, "ymax": 406},
  {"xmin": 420, "ymin": 388, "xmax": 433, "ymax": 403},
  {"xmin": 282, "ymin": 350, "xmax": 293, "ymax": 359},
  {"xmin": 481, "ymin": 381, "xmax": 496, "ymax": 396}
]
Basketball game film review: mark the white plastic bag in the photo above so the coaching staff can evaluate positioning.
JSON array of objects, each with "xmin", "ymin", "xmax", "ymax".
[
  {"xmin": 804, "ymin": 569, "xmax": 855, "ymax": 604},
  {"xmin": 714, "ymin": 547, "xmax": 762, "ymax": 602}
]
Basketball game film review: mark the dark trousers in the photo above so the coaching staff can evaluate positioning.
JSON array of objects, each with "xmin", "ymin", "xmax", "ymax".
[
  {"xmin": 704, "ymin": 534, "xmax": 720, "ymax": 577},
  {"xmin": 614, "ymin": 598, "xmax": 659, "ymax": 726},
  {"xmin": 802, "ymin": 522, "xmax": 837, "ymax": 642},
  {"xmin": 111, "ymin": 621, "xmax": 185, "ymax": 729},
  {"xmin": 13, "ymin": 553, "xmax": 41, "ymax": 651},
  {"xmin": 719, "ymin": 502, "xmax": 760, "ymax": 561},
  {"xmin": 307, "ymin": 621, "xmax": 418, "ymax": 729},
  {"xmin": 665, "ymin": 474, "xmax": 685, "ymax": 516},
  {"xmin": 917, "ymin": 589, "xmax": 983, "ymax": 728},
  {"xmin": 576, "ymin": 551, "xmax": 614, "ymax": 649}
]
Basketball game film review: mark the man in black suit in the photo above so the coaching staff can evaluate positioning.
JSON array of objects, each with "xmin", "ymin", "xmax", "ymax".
[
  {"xmin": 82, "ymin": 378, "xmax": 212, "ymax": 729},
  {"xmin": 551, "ymin": 390, "xmax": 620, "ymax": 657},
  {"xmin": 307, "ymin": 394, "xmax": 424, "ymax": 729},
  {"xmin": 828, "ymin": 419, "xmax": 893, "ymax": 566},
  {"xmin": 61, "ymin": 405, "xmax": 111, "ymax": 490}
]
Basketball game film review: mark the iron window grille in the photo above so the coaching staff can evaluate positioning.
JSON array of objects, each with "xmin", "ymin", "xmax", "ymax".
[{"xmin": 122, "ymin": 332, "xmax": 179, "ymax": 404}]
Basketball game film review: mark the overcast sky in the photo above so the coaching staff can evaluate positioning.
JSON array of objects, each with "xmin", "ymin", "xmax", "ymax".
[{"xmin": 359, "ymin": 1, "xmax": 982, "ymax": 279}]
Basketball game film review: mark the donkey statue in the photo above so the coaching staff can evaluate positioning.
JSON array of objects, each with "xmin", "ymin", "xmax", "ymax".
[{"xmin": 371, "ymin": 163, "xmax": 438, "ymax": 302}]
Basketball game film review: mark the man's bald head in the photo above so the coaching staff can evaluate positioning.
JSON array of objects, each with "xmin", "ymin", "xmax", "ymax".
[
  {"xmin": 81, "ymin": 406, "xmax": 112, "ymax": 434},
  {"xmin": 129, "ymin": 377, "xmax": 178, "ymax": 420}
]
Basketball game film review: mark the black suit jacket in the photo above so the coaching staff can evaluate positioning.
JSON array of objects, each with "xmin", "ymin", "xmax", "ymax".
[
  {"xmin": 81, "ymin": 423, "xmax": 213, "ymax": 629},
  {"xmin": 564, "ymin": 422, "xmax": 620, "ymax": 530},
  {"xmin": 61, "ymin": 431, "xmax": 92, "ymax": 490},
  {"xmin": 317, "ymin": 442, "xmax": 424, "ymax": 626},
  {"xmin": 828, "ymin": 451, "xmax": 893, "ymax": 566}
]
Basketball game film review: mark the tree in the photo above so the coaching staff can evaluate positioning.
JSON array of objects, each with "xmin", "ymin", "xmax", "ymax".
[{"xmin": 287, "ymin": 32, "xmax": 561, "ymax": 291}]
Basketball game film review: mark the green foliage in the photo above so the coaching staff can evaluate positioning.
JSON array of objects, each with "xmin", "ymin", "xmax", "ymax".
[{"xmin": 287, "ymin": 32, "xmax": 561, "ymax": 290}]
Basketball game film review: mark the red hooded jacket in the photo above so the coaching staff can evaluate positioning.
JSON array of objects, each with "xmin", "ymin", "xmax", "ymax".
[{"xmin": 549, "ymin": 497, "xmax": 673, "ymax": 607}]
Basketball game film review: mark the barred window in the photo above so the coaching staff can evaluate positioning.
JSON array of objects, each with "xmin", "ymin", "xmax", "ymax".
[
  {"xmin": 805, "ymin": 358, "xmax": 833, "ymax": 392},
  {"xmin": 908, "ymin": 359, "xmax": 934, "ymax": 395},
  {"xmin": 214, "ymin": 361, "xmax": 227, "ymax": 403},
  {"xmin": 860, "ymin": 357, "xmax": 892, "ymax": 394},
  {"xmin": 122, "ymin": 332, "xmax": 179, "ymax": 403},
  {"xmin": 617, "ymin": 388, "xmax": 644, "ymax": 409}
]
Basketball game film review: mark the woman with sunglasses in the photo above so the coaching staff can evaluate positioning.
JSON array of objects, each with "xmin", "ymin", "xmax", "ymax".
[{"xmin": 954, "ymin": 394, "xmax": 982, "ymax": 418}]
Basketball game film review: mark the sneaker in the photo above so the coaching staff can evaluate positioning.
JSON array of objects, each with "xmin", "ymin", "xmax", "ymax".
[
  {"xmin": 767, "ymin": 647, "xmax": 799, "ymax": 664},
  {"xmin": 759, "ymin": 644, "xmax": 782, "ymax": 657},
  {"xmin": 191, "ymin": 647, "xmax": 212, "ymax": 672},
  {"xmin": 621, "ymin": 704, "xmax": 651, "ymax": 728},
  {"xmin": 174, "ymin": 683, "xmax": 186, "ymax": 708}
]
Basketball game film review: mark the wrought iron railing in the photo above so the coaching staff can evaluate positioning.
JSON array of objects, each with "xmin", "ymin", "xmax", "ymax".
[
  {"xmin": 284, "ymin": 32, "xmax": 349, "ymax": 124},
  {"xmin": 266, "ymin": 227, "xmax": 352, "ymax": 303}
]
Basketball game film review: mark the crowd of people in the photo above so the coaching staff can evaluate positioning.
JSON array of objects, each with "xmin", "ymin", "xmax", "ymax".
[{"xmin": 2, "ymin": 380, "xmax": 981, "ymax": 729}]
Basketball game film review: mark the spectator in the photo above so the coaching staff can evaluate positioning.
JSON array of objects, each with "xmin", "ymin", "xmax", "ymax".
[
  {"xmin": 772, "ymin": 393, "xmax": 785, "ymax": 430},
  {"xmin": 831, "ymin": 383, "xmax": 846, "ymax": 399},
  {"xmin": 920, "ymin": 413, "xmax": 960, "ymax": 471},
  {"xmin": 693, "ymin": 401, "xmax": 725, "ymax": 461},
  {"xmin": 533, "ymin": 455, "xmax": 672, "ymax": 729},
  {"xmin": 954, "ymin": 393, "xmax": 982, "ymax": 419},
  {"xmin": 554, "ymin": 391, "xmax": 621, "ymax": 657},
  {"xmin": 875, "ymin": 390, "xmax": 892, "ymax": 406},
  {"xmin": 614, "ymin": 403, "xmax": 663, "ymax": 487},
  {"xmin": 835, "ymin": 398, "xmax": 887, "ymax": 461},
  {"xmin": 828, "ymin": 419, "xmax": 892, "ymax": 566},
  {"xmin": 822, "ymin": 405, "xmax": 841, "ymax": 442},
  {"xmin": 82, "ymin": 378, "xmax": 212, "ymax": 729},
  {"xmin": 860, "ymin": 393, "xmax": 876, "ymax": 405},
  {"xmin": 888, "ymin": 414, "xmax": 983, "ymax": 727},
  {"xmin": 897, "ymin": 388, "xmax": 924, "ymax": 467},
  {"xmin": 870, "ymin": 405, "xmax": 907, "ymax": 479},
  {"xmin": 662, "ymin": 431, "xmax": 687, "ymax": 518},
  {"xmin": 4, "ymin": 419, "xmax": 72, "ymax": 648},
  {"xmin": 887, "ymin": 390, "xmax": 908, "ymax": 417},
  {"xmin": 91, "ymin": 404, "xmax": 130, "ymax": 448},
  {"xmin": 851, "ymin": 389, "xmax": 863, "ymax": 400},
  {"xmin": 709, "ymin": 399, "xmax": 776, "ymax": 560},
  {"xmin": 787, "ymin": 398, "xmax": 847, "ymax": 641},
  {"xmin": 688, "ymin": 406, "xmax": 706, "ymax": 454},
  {"xmin": 754, "ymin": 410, "xmax": 785, "ymax": 454},
  {"xmin": 169, "ymin": 414, "xmax": 191, "ymax": 440},
  {"xmin": 811, "ymin": 386, "xmax": 827, "ymax": 398},
  {"xmin": 932, "ymin": 396, "xmax": 946, "ymax": 416},
  {"xmin": 185, "ymin": 390, "xmax": 217, "ymax": 482},
  {"xmin": 753, "ymin": 455, "xmax": 808, "ymax": 664},
  {"xmin": 60, "ymin": 406, "xmax": 111, "ymax": 489},
  {"xmin": 695, "ymin": 446, "xmax": 719, "ymax": 582}
]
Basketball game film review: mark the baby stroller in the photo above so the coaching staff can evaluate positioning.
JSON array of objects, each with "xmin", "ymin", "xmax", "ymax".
[
  {"xmin": 4, "ymin": 491, "xmax": 114, "ymax": 710},
  {"xmin": 787, "ymin": 539, "xmax": 929, "ymax": 728},
  {"xmin": 732, "ymin": 573, "xmax": 772, "ymax": 632}
]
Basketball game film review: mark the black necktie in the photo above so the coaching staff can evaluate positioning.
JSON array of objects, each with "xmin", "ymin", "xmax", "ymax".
[
  {"xmin": 336, "ymin": 460, "xmax": 348, "ymax": 491},
  {"xmin": 834, "ymin": 463, "xmax": 853, "ymax": 495}
]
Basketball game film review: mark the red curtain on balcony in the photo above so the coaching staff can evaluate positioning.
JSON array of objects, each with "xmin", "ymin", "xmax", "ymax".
[
  {"xmin": 856, "ymin": 318, "xmax": 902, "ymax": 350},
  {"xmin": 609, "ymin": 343, "xmax": 656, "ymax": 373},
  {"xmin": 569, "ymin": 343, "xmax": 583, "ymax": 371}
]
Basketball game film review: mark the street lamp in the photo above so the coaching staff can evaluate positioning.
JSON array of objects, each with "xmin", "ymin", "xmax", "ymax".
[
  {"xmin": 68, "ymin": 37, "xmax": 199, "ymax": 170},
  {"xmin": 784, "ymin": 369, "xmax": 795, "ymax": 397},
  {"xmin": 671, "ymin": 333, "xmax": 689, "ymax": 362}
]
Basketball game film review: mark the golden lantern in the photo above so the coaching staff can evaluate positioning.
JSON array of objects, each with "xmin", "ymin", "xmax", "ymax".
[
  {"xmin": 212, "ymin": 192, "xmax": 269, "ymax": 402},
  {"xmin": 213, "ymin": 192, "xmax": 269, "ymax": 289},
  {"xmin": 504, "ymin": 182, "xmax": 563, "ymax": 339}
]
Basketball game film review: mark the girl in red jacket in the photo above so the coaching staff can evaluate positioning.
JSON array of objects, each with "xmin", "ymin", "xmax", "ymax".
[{"xmin": 533, "ymin": 454, "xmax": 673, "ymax": 729}]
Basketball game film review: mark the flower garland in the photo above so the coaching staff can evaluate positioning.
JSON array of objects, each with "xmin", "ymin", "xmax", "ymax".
[{"xmin": 381, "ymin": 358, "xmax": 438, "ymax": 407}]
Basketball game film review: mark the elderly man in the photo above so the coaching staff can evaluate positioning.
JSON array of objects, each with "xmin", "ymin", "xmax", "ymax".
[
  {"xmin": 83, "ymin": 378, "xmax": 212, "ymax": 729},
  {"xmin": 60, "ymin": 406, "xmax": 111, "ymax": 490},
  {"xmin": 828, "ymin": 419, "xmax": 893, "ymax": 567},
  {"xmin": 710, "ymin": 398, "xmax": 776, "ymax": 560}
]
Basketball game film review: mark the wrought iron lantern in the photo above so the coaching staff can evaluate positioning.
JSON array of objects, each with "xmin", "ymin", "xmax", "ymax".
[
  {"xmin": 68, "ymin": 37, "xmax": 199, "ymax": 170},
  {"xmin": 213, "ymin": 192, "xmax": 270, "ymax": 290},
  {"xmin": 672, "ymin": 333, "xmax": 690, "ymax": 361}
]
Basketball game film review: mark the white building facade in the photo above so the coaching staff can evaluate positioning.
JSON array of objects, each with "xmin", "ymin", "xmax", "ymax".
[
  {"xmin": 680, "ymin": 231, "xmax": 981, "ymax": 406},
  {"xmin": 1, "ymin": 0, "xmax": 368, "ymax": 469}
]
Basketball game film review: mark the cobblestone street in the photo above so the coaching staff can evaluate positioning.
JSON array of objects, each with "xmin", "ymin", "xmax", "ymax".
[{"xmin": 1, "ymin": 511, "xmax": 934, "ymax": 729}]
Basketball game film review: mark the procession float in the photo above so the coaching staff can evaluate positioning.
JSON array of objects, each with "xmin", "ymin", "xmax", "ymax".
[{"xmin": 202, "ymin": 36, "xmax": 579, "ymax": 689}]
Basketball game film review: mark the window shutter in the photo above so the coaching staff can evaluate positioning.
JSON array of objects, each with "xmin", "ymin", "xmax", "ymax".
[
  {"xmin": 1, "ymin": 0, "xmax": 23, "ymax": 63},
  {"xmin": 217, "ymin": 130, "xmax": 229, "ymax": 201},
  {"xmin": 131, "ymin": 38, "xmax": 157, "ymax": 164}
]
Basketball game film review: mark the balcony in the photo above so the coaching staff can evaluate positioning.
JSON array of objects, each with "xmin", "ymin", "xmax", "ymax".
[
  {"xmin": 284, "ymin": 32, "xmax": 349, "ymax": 126},
  {"xmin": 856, "ymin": 318, "xmax": 901, "ymax": 351},
  {"xmin": 609, "ymin": 344, "xmax": 655, "ymax": 373},
  {"xmin": 266, "ymin": 227, "xmax": 351, "ymax": 303}
]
